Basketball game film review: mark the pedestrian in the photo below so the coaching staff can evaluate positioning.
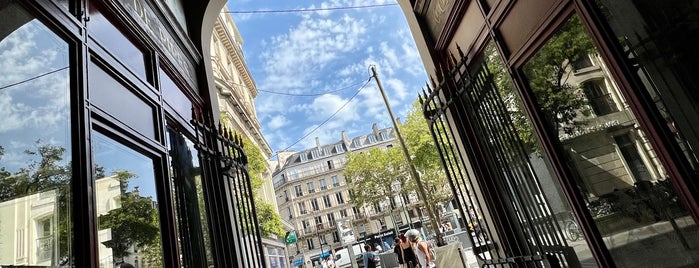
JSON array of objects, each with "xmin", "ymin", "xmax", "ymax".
[
  {"xmin": 406, "ymin": 229, "xmax": 435, "ymax": 268},
  {"xmin": 362, "ymin": 244, "xmax": 379, "ymax": 268},
  {"xmin": 395, "ymin": 232, "xmax": 417, "ymax": 268},
  {"xmin": 383, "ymin": 240, "xmax": 391, "ymax": 252}
]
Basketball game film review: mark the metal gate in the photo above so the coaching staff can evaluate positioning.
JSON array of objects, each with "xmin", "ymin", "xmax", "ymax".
[
  {"xmin": 192, "ymin": 114, "xmax": 265, "ymax": 268},
  {"xmin": 420, "ymin": 48, "xmax": 580, "ymax": 267}
]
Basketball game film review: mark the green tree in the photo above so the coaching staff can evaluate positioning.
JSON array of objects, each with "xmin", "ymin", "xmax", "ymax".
[
  {"xmin": 98, "ymin": 171, "xmax": 161, "ymax": 263},
  {"xmin": 344, "ymin": 147, "xmax": 409, "ymax": 208},
  {"xmin": 344, "ymin": 101, "xmax": 451, "ymax": 216},
  {"xmin": 521, "ymin": 15, "xmax": 596, "ymax": 144},
  {"xmin": 220, "ymin": 114, "xmax": 284, "ymax": 238}
]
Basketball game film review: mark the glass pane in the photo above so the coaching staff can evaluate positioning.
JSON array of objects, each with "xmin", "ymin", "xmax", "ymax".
[
  {"xmin": 522, "ymin": 14, "xmax": 699, "ymax": 267},
  {"xmin": 92, "ymin": 132, "xmax": 163, "ymax": 267},
  {"xmin": 160, "ymin": 68, "xmax": 193, "ymax": 122},
  {"xmin": 0, "ymin": 3, "xmax": 73, "ymax": 266},
  {"xmin": 483, "ymin": 41, "xmax": 597, "ymax": 266},
  {"xmin": 166, "ymin": 127, "xmax": 212, "ymax": 266},
  {"xmin": 595, "ymin": 1, "xmax": 699, "ymax": 190},
  {"xmin": 88, "ymin": 4, "xmax": 147, "ymax": 81}
]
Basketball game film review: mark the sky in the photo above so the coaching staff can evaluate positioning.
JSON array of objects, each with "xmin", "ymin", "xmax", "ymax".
[{"xmin": 225, "ymin": 0, "xmax": 429, "ymax": 157}]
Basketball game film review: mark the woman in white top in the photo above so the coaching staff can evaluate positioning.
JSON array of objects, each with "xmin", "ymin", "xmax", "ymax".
[{"xmin": 406, "ymin": 229, "xmax": 435, "ymax": 268}]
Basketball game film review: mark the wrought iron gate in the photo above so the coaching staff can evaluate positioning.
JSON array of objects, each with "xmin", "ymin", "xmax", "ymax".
[
  {"xmin": 420, "ymin": 48, "xmax": 580, "ymax": 267},
  {"xmin": 192, "ymin": 114, "xmax": 265, "ymax": 268}
]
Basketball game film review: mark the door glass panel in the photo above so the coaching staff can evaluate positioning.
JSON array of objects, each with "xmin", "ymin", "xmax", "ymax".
[
  {"xmin": 522, "ymin": 14, "xmax": 699, "ymax": 267},
  {"xmin": 0, "ymin": 3, "xmax": 73, "ymax": 266},
  {"xmin": 92, "ymin": 132, "xmax": 163, "ymax": 267},
  {"xmin": 484, "ymin": 41, "xmax": 596, "ymax": 266},
  {"xmin": 166, "ymin": 127, "xmax": 212, "ymax": 266},
  {"xmin": 594, "ymin": 1, "xmax": 699, "ymax": 173}
]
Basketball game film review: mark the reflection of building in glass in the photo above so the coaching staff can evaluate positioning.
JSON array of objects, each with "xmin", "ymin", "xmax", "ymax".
[
  {"xmin": 1, "ymin": 0, "xmax": 266, "ymax": 267},
  {"xmin": 0, "ymin": 190, "xmax": 58, "ymax": 266},
  {"xmin": 400, "ymin": 1, "xmax": 699, "ymax": 267}
]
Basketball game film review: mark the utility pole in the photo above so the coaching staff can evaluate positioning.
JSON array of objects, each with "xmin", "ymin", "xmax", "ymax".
[{"xmin": 370, "ymin": 65, "xmax": 444, "ymax": 246}]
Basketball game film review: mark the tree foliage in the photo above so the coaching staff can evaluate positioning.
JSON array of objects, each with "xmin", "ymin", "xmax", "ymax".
[
  {"xmin": 522, "ymin": 15, "xmax": 596, "ymax": 140},
  {"xmin": 220, "ymin": 113, "xmax": 284, "ymax": 238},
  {"xmin": 344, "ymin": 101, "xmax": 452, "ymax": 213},
  {"xmin": 345, "ymin": 147, "xmax": 408, "ymax": 208},
  {"xmin": 98, "ymin": 171, "xmax": 161, "ymax": 262}
]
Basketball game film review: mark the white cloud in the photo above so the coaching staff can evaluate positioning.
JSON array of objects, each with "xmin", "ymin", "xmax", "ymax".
[{"xmin": 268, "ymin": 114, "xmax": 289, "ymax": 129}]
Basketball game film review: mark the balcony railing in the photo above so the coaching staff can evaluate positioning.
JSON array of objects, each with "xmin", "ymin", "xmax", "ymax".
[{"xmin": 36, "ymin": 236, "xmax": 53, "ymax": 262}]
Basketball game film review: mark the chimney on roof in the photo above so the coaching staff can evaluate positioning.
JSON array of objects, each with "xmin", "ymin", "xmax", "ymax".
[{"xmin": 315, "ymin": 137, "xmax": 321, "ymax": 150}]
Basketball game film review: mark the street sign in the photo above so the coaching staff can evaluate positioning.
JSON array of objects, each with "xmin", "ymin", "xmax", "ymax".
[
  {"xmin": 285, "ymin": 230, "xmax": 297, "ymax": 244},
  {"xmin": 293, "ymin": 258, "xmax": 303, "ymax": 266}
]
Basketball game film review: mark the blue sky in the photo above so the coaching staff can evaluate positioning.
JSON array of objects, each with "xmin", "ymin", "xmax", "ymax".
[{"xmin": 225, "ymin": 0, "xmax": 428, "ymax": 156}]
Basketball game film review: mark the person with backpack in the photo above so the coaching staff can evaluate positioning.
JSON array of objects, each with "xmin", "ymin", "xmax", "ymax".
[{"xmin": 406, "ymin": 229, "xmax": 436, "ymax": 268}]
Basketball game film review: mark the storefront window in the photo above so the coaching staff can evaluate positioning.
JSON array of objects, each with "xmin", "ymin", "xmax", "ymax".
[
  {"xmin": 88, "ymin": 4, "xmax": 148, "ymax": 81},
  {"xmin": 0, "ymin": 3, "xmax": 72, "ymax": 266},
  {"xmin": 522, "ymin": 14, "xmax": 699, "ymax": 267},
  {"xmin": 594, "ymin": 1, "xmax": 699, "ymax": 185},
  {"xmin": 92, "ymin": 132, "xmax": 164, "ymax": 267},
  {"xmin": 167, "ymin": 127, "xmax": 212, "ymax": 266}
]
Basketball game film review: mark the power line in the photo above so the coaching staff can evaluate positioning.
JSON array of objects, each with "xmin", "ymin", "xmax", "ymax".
[
  {"xmin": 257, "ymin": 78, "xmax": 370, "ymax": 96},
  {"xmin": 272, "ymin": 77, "xmax": 372, "ymax": 158},
  {"xmin": 0, "ymin": 66, "xmax": 69, "ymax": 91},
  {"xmin": 224, "ymin": 3, "xmax": 398, "ymax": 14}
]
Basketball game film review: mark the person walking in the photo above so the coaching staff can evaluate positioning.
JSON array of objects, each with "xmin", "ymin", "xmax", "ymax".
[
  {"xmin": 395, "ymin": 233, "xmax": 417, "ymax": 268},
  {"xmin": 362, "ymin": 244, "xmax": 378, "ymax": 268},
  {"xmin": 406, "ymin": 229, "xmax": 435, "ymax": 268}
]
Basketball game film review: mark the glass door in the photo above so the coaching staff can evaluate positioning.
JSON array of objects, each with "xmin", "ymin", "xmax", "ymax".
[{"xmin": 519, "ymin": 13, "xmax": 699, "ymax": 267}]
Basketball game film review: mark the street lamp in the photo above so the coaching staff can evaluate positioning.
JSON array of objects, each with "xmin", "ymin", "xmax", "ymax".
[{"xmin": 384, "ymin": 197, "xmax": 398, "ymax": 235}]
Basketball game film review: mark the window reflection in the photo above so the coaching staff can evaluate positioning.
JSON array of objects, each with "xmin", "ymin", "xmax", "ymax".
[
  {"xmin": 92, "ymin": 132, "xmax": 163, "ymax": 267},
  {"xmin": 522, "ymin": 14, "xmax": 699, "ymax": 267},
  {"xmin": 88, "ymin": 4, "xmax": 148, "ymax": 81},
  {"xmin": 167, "ymin": 127, "xmax": 212, "ymax": 266},
  {"xmin": 0, "ymin": 2, "xmax": 72, "ymax": 266},
  {"xmin": 595, "ymin": 0, "xmax": 699, "ymax": 172}
]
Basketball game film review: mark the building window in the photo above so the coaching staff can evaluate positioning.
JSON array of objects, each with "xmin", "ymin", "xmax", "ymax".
[
  {"xmin": 324, "ymin": 147, "xmax": 332, "ymax": 156},
  {"xmin": 327, "ymin": 213, "xmax": 336, "ymax": 227},
  {"xmin": 615, "ymin": 134, "xmax": 652, "ymax": 182},
  {"xmin": 340, "ymin": 209, "xmax": 348, "ymax": 218},
  {"xmin": 353, "ymin": 139, "xmax": 361, "ymax": 148},
  {"xmin": 386, "ymin": 144, "xmax": 393, "ymax": 148},
  {"xmin": 323, "ymin": 195, "xmax": 332, "ymax": 208},
  {"xmin": 311, "ymin": 199, "xmax": 320, "ymax": 211},
  {"xmin": 331, "ymin": 175, "xmax": 340, "ymax": 187},
  {"xmin": 327, "ymin": 160, "xmax": 334, "ymax": 170},
  {"xmin": 307, "ymin": 182, "xmax": 315, "ymax": 193},
  {"xmin": 379, "ymin": 218, "xmax": 387, "ymax": 230},
  {"xmin": 333, "ymin": 232, "xmax": 340, "ymax": 243},
  {"xmin": 582, "ymin": 79, "xmax": 617, "ymax": 116},
  {"xmin": 319, "ymin": 179, "xmax": 328, "ymax": 190},
  {"xmin": 307, "ymin": 239, "xmax": 314, "ymax": 250},
  {"xmin": 335, "ymin": 144, "xmax": 345, "ymax": 153},
  {"xmin": 300, "ymin": 153, "xmax": 308, "ymax": 162},
  {"xmin": 299, "ymin": 203, "xmax": 307, "ymax": 214},
  {"xmin": 336, "ymin": 192, "xmax": 345, "ymax": 204},
  {"xmin": 380, "ymin": 131, "xmax": 389, "ymax": 140},
  {"xmin": 295, "ymin": 185, "xmax": 303, "ymax": 197},
  {"xmin": 368, "ymin": 135, "xmax": 377, "ymax": 143},
  {"xmin": 311, "ymin": 150, "xmax": 320, "ymax": 159},
  {"xmin": 572, "ymin": 54, "xmax": 594, "ymax": 70},
  {"xmin": 0, "ymin": 8, "xmax": 75, "ymax": 264}
]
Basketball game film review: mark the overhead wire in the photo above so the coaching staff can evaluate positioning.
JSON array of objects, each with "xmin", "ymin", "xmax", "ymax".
[
  {"xmin": 0, "ymin": 66, "xmax": 69, "ymax": 91},
  {"xmin": 223, "ymin": 3, "xmax": 398, "ymax": 14},
  {"xmin": 271, "ymin": 77, "xmax": 372, "ymax": 159}
]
